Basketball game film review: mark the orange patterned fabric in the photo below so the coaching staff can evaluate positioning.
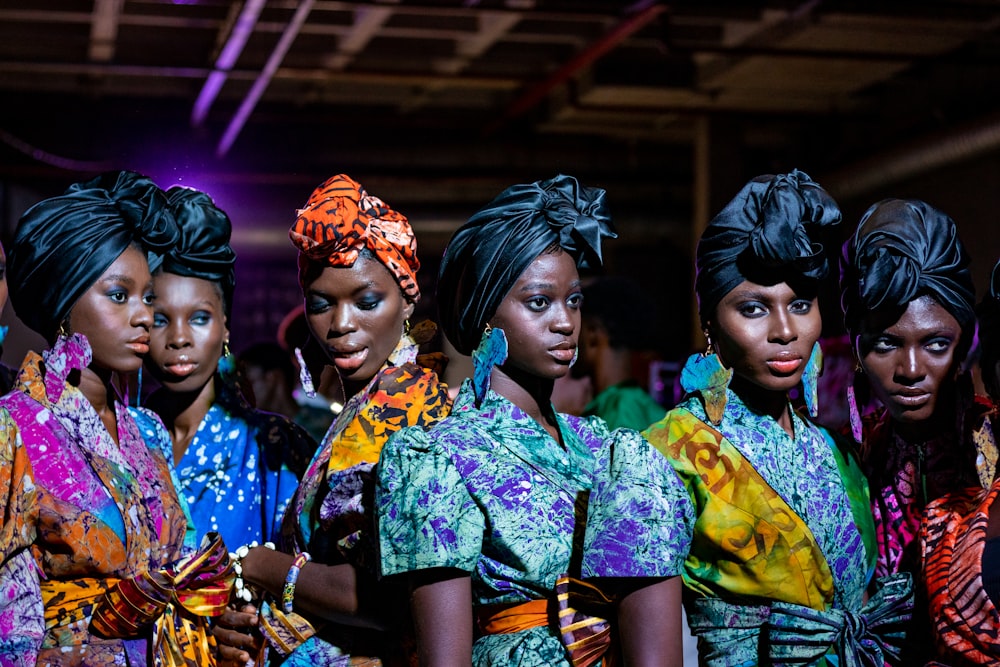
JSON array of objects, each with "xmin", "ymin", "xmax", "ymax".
[
  {"xmin": 290, "ymin": 174, "xmax": 420, "ymax": 301},
  {"xmin": 475, "ymin": 599, "xmax": 548, "ymax": 636},
  {"xmin": 921, "ymin": 478, "xmax": 1000, "ymax": 664}
]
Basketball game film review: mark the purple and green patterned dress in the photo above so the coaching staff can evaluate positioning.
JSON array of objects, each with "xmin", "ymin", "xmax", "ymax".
[
  {"xmin": 643, "ymin": 363, "xmax": 911, "ymax": 667},
  {"xmin": 377, "ymin": 378, "xmax": 694, "ymax": 666}
]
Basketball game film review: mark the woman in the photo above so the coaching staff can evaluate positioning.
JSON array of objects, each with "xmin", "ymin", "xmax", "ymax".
[
  {"xmin": 377, "ymin": 174, "xmax": 694, "ymax": 666},
  {"xmin": 913, "ymin": 257, "xmax": 1000, "ymax": 665},
  {"xmin": 0, "ymin": 171, "xmax": 231, "ymax": 665},
  {"xmin": 643, "ymin": 170, "xmax": 910, "ymax": 665},
  {"xmin": 840, "ymin": 199, "xmax": 988, "ymax": 582},
  {"xmin": 135, "ymin": 185, "xmax": 315, "ymax": 548},
  {"xmin": 217, "ymin": 174, "xmax": 450, "ymax": 666}
]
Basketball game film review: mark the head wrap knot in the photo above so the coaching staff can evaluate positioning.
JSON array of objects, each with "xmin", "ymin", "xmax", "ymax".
[
  {"xmin": 161, "ymin": 186, "xmax": 237, "ymax": 316},
  {"xmin": 8, "ymin": 170, "xmax": 180, "ymax": 338},
  {"xmin": 841, "ymin": 198, "xmax": 975, "ymax": 340},
  {"xmin": 437, "ymin": 174, "xmax": 617, "ymax": 355},
  {"xmin": 289, "ymin": 174, "xmax": 420, "ymax": 302},
  {"xmin": 695, "ymin": 169, "xmax": 841, "ymax": 321}
]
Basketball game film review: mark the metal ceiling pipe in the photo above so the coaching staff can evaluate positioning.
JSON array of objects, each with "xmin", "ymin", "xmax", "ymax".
[
  {"xmin": 823, "ymin": 111, "xmax": 1000, "ymax": 200},
  {"xmin": 217, "ymin": 0, "xmax": 315, "ymax": 157},
  {"xmin": 483, "ymin": 0, "xmax": 665, "ymax": 136},
  {"xmin": 192, "ymin": 0, "xmax": 267, "ymax": 127}
]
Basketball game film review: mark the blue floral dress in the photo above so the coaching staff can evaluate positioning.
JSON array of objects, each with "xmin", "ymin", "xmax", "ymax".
[
  {"xmin": 377, "ymin": 378, "xmax": 694, "ymax": 666},
  {"xmin": 133, "ymin": 402, "xmax": 311, "ymax": 547}
]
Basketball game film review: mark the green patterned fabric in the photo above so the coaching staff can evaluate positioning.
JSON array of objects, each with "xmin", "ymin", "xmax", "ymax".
[
  {"xmin": 378, "ymin": 379, "xmax": 693, "ymax": 666},
  {"xmin": 582, "ymin": 381, "xmax": 666, "ymax": 432}
]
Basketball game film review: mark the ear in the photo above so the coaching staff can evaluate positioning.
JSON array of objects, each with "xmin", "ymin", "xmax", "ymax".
[{"xmin": 403, "ymin": 301, "xmax": 415, "ymax": 322}]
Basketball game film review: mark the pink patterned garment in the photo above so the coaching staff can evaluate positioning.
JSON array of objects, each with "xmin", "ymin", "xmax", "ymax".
[{"xmin": 862, "ymin": 411, "xmax": 981, "ymax": 577}]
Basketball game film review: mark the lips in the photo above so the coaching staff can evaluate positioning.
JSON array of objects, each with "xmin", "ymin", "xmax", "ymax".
[
  {"xmin": 126, "ymin": 336, "xmax": 150, "ymax": 355},
  {"xmin": 892, "ymin": 388, "xmax": 931, "ymax": 407},
  {"xmin": 549, "ymin": 341, "xmax": 576, "ymax": 364},
  {"xmin": 163, "ymin": 361, "xmax": 198, "ymax": 378},
  {"xmin": 766, "ymin": 355, "xmax": 802, "ymax": 375},
  {"xmin": 329, "ymin": 346, "xmax": 368, "ymax": 373}
]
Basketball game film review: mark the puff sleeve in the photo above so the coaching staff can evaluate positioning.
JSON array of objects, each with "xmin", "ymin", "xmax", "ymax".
[
  {"xmin": 377, "ymin": 425, "xmax": 484, "ymax": 576},
  {"xmin": 582, "ymin": 420, "xmax": 693, "ymax": 579}
]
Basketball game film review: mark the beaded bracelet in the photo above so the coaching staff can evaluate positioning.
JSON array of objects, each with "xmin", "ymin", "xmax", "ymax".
[
  {"xmin": 282, "ymin": 551, "xmax": 312, "ymax": 613},
  {"xmin": 230, "ymin": 540, "xmax": 275, "ymax": 603}
]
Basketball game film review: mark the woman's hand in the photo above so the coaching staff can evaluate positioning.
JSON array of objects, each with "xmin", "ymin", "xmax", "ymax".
[{"xmin": 212, "ymin": 603, "xmax": 262, "ymax": 667}]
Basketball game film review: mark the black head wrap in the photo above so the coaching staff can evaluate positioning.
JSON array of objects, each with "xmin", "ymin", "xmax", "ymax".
[
  {"xmin": 437, "ymin": 174, "xmax": 617, "ymax": 355},
  {"xmin": 840, "ymin": 199, "xmax": 975, "ymax": 343},
  {"xmin": 695, "ymin": 169, "xmax": 842, "ymax": 322},
  {"xmin": 161, "ymin": 186, "xmax": 237, "ymax": 317},
  {"xmin": 8, "ymin": 170, "xmax": 180, "ymax": 338}
]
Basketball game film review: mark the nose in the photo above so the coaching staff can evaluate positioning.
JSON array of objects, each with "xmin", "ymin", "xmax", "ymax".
[
  {"xmin": 328, "ymin": 305, "xmax": 357, "ymax": 337},
  {"xmin": 550, "ymin": 301, "xmax": 576, "ymax": 336},
  {"xmin": 164, "ymin": 320, "xmax": 192, "ymax": 349},
  {"xmin": 768, "ymin": 309, "xmax": 796, "ymax": 345},
  {"xmin": 133, "ymin": 299, "xmax": 153, "ymax": 332},
  {"xmin": 894, "ymin": 346, "xmax": 926, "ymax": 384}
]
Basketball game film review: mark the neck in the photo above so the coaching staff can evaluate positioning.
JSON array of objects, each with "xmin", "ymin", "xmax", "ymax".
[
  {"xmin": 77, "ymin": 366, "xmax": 116, "ymax": 415},
  {"xmin": 729, "ymin": 374, "xmax": 794, "ymax": 436},
  {"xmin": 149, "ymin": 378, "xmax": 216, "ymax": 461},
  {"xmin": 490, "ymin": 365, "xmax": 561, "ymax": 441}
]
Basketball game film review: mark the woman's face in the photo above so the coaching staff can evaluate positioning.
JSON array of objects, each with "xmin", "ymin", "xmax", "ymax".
[
  {"xmin": 304, "ymin": 255, "xmax": 414, "ymax": 387},
  {"xmin": 711, "ymin": 279, "xmax": 821, "ymax": 393},
  {"xmin": 858, "ymin": 294, "xmax": 961, "ymax": 425},
  {"xmin": 67, "ymin": 245, "xmax": 153, "ymax": 374},
  {"xmin": 147, "ymin": 272, "xmax": 228, "ymax": 393},
  {"xmin": 490, "ymin": 249, "xmax": 582, "ymax": 381}
]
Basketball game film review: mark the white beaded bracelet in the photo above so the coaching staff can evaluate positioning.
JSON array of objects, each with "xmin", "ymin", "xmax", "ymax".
[{"xmin": 229, "ymin": 540, "xmax": 275, "ymax": 603}]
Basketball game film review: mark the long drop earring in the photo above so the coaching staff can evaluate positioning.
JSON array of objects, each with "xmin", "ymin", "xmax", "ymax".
[
  {"xmin": 679, "ymin": 330, "xmax": 732, "ymax": 425},
  {"xmin": 472, "ymin": 324, "xmax": 508, "ymax": 406},
  {"xmin": 801, "ymin": 340, "xmax": 823, "ymax": 418},
  {"xmin": 294, "ymin": 347, "xmax": 316, "ymax": 398},
  {"xmin": 217, "ymin": 340, "xmax": 236, "ymax": 382},
  {"xmin": 847, "ymin": 360, "xmax": 864, "ymax": 443}
]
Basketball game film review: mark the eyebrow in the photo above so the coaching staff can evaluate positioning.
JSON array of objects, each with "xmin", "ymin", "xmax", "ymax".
[
  {"xmin": 517, "ymin": 280, "xmax": 581, "ymax": 292},
  {"xmin": 100, "ymin": 273, "xmax": 136, "ymax": 287}
]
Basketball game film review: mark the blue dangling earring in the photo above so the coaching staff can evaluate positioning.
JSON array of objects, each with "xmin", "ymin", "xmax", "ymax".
[
  {"xmin": 0, "ymin": 324, "xmax": 8, "ymax": 348},
  {"xmin": 679, "ymin": 331, "xmax": 732, "ymax": 426},
  {"xmin": 217, "ymin": 340, "xmax": 236, "ymax": 383},
  {"xmin": 472, "ymin": 324, "xmax": 508, "ymax": 406},
  {"xmin": 847, "ymin": 361, "xmax": 865, "ymax": 443},
  {"xmin": 801, "ymin": 340, "xmax": 823, "ymax": 418}
]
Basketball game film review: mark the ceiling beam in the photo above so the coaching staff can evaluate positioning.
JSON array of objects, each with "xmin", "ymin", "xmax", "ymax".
[
  {"xmin": 88, "ymin": 0, "xmax": 123, "ymax": 62},
  {"xmin": 192, "ymin": 0, "xmax": 267, "ymax": 127},
  {"xmin": 217, "ymin": 0, "xmax": 316, "ymax": 157},
  {"xmin": 325, "ymin": 6, "xmax": 393, "ymax": 70}
]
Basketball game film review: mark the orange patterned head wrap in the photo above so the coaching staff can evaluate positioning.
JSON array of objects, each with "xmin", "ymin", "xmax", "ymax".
[{"xmin": 290, "ymin": 174, "xmax": 420, "ymax": 302}]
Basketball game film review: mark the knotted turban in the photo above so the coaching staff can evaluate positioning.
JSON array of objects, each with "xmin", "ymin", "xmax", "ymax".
[
  {"xmin": 841, "ymin": 198, "xmax": 974, "ymax": 341},
  {"xmin": 289, "ymin": 174, "xmax": 420, "ymax": 302},
  {"xmin": 437, "ymin": 174, "xmax": 617, "ymax": 355},
  {"xmin": 695, "ymin": 169, "xmax": 841, "ymax": 321},
  {"xmin": 161, "ymin": 186, "xmax": 237, "ymax": 316},
  {"xmin": 8, "ymin": 170, "xmax": 180, "ymax": 338}
]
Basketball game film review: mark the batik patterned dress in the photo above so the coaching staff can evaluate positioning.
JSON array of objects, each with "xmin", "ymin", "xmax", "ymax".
[
  {"xmin": 0, "ymin": 334, "xmax": 199, "ymax": 666},
  {"xmin": 861, "ymin": 403, "xmax": 989, "ymax": 579},
  {"xmin": 133, "ymin": 400, "xmax": 314, "ymax": 547},
  {"xmin": 921, "ymin": 477, "xmax": 1000, "ymax": 665},
  {"xmin": 643, "ymin": 375, "xmax": 911, "ymax": 666},
  {"xmin": 260, "ymin": 334, "xmax": 450, "ymax": 665},
  {"xmin": 377, "ymin": 378, "xmax": 694, "ymax": 667}
]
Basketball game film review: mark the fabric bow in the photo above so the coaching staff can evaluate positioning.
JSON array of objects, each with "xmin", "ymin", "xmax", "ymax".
[
  {"xmin": 555, "ymin": 575, "xmax": 616, "ymax": 667},
  {"xmin": 91, "ymin": 532, "xmax": 233, "ymax": 667},
  {"xmin": 767, "ymin": 573, "xmax": 913, "ymax": 666}
]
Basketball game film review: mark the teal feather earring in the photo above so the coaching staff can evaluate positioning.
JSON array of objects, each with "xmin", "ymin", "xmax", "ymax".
[
  {"xmin": 801, "ymin": 340, "xmax": 823, "ymax": 418},
  {"xmin": 472, "ymin": 324, "xmax": 508, "ymax": 406},
  {"xmin": 680, "ymin": 332, "xmax": 732, "ymax": 425}
]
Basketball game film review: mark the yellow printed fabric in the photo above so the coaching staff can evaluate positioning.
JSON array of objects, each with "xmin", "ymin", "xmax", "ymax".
[{"xmin": 645, "ymin": 408, "xmax": 836, "ymax": 610}]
